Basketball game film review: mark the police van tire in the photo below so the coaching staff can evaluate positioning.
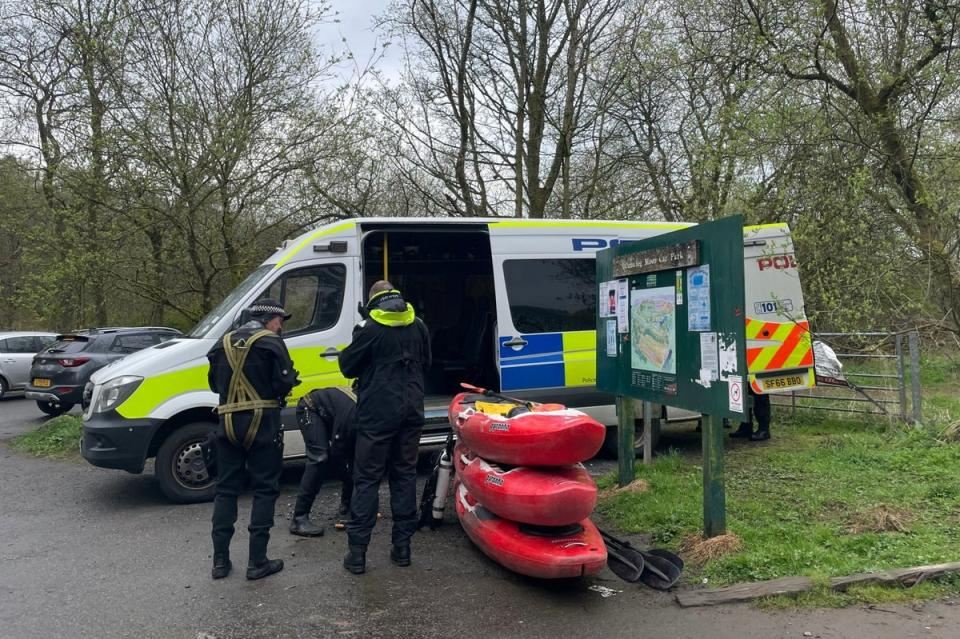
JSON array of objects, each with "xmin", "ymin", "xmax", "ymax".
[
  {"xmin": 156, "ymin": 422, "xmax": 217, "ymax": 503},
  {"xmin": 601, "ymin": 420, "xmax": 661, "ymax": 459}
]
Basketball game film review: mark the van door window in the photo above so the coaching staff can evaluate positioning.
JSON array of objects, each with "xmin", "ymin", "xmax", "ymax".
[
  {"xmin": 259, "ymin": 264, "xmax": 346, "ymax": 337},
  {"xmin": 503, "ymin": 258, "xmax": 596, "ymax": 333}
]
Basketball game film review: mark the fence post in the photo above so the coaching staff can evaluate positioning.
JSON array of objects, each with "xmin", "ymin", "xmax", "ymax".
[
  {"xmin": 909, "ymin": 331, "xmax": 922, "ymax": 424},
  {"xmin": 895, "ymin": 333, "xmax": 907, "ymax": 422}
]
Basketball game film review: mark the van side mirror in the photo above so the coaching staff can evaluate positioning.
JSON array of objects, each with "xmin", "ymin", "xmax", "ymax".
[{"xmin": 233, "ymin": 310, "xmax": 252, "ymax": 329}]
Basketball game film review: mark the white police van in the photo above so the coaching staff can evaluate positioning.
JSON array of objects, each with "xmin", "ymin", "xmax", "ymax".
[{"xmin": 81, "ymin": 218, "xmax": 812, "ymax": 501}]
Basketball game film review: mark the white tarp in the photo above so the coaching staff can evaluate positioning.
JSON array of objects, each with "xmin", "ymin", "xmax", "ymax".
[{"xmin": 813, "ymin": 340, "xmax": 847, "ymax": 386}]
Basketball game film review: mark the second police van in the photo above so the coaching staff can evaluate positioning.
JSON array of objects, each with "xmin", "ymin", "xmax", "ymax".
[{"xmin": 81, "ymin": 217, "xmax": 814, "ymax": 502}]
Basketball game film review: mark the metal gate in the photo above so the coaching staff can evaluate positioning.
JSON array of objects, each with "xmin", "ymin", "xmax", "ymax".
[{"xmin": 771, "ymin": 331, "xmax": 922, "ymax": 423}]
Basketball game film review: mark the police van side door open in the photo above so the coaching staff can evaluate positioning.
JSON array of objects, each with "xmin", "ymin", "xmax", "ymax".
[{"xmin": 358, "ymin": 224, "xmax": 498, "ymax": 443}]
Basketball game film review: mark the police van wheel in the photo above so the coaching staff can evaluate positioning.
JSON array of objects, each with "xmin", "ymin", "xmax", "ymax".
[
  {"xmin": 156, "ymin": 422, "xmax": 217, "ymax": 503},
  {"xmin": 602, "ymin": 420, "xmax": 661, "ymax": 459}
]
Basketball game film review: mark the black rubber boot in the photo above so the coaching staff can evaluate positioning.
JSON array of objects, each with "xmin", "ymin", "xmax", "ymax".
[
  {"xmin": 246, "ymin": 558, "xmax": 284, "ymax": 580},
  {"xmin": 343, "ymin": 545, "xmax": 366, "ymax": 574},
  {"xmin": 390, "ymin": 545, "xmax": 411, "ymax": 567},
  {"xmin": 750, "ymin": 429, "xmax": 771, "ymax": 441},
  {"xmin": 338, "ymin": 501, "xmax": 350, "ymax": 517},
  {"xmin": 289, "ymin": 514, "xmax": 325, "ymax": 537},
  {"xmin": 729, "ymin": 424, "xmax": 754, "ymax": 439},
  {"xmin": 211, "ymin": 553, "xmax": 232, "ymax": 580}
]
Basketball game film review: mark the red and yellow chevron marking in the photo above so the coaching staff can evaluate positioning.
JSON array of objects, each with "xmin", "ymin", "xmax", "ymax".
[{"xmin": 745, "ymin": 319, "xmax": 814, "ymax": 373}]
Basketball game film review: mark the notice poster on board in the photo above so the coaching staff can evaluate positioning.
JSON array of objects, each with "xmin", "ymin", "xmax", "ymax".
[
  {"xmin": 599, "ymin": 281, "xmax": 617, "ymax": 318},
  {"xmin": 616, "ymin": 279, "xmax": 629, "ymax": 332},
  {"xmin": 606, "ymin": 319, "xmax": 617, "ymax": 357},
  {"xmin": 699, "ymin": 332, "xmax": 719, "ymax": 381},
  {"xmin": 687, "ymin": 265, "xmax": 711, "ymax": 331}
]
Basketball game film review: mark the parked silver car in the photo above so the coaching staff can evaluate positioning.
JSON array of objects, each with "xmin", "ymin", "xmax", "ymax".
[{"xmin": 0, "ymin": 332, "xmax": 58, "ymax": 399}]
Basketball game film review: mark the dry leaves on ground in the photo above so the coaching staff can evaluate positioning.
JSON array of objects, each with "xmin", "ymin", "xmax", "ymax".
[{"xmin": 680, "ymin": 532, "xmax": 744, "ymax": 565}]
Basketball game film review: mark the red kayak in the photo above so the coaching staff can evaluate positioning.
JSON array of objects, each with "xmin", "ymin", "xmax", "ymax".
[
  {"xmin": 454, "ymin": 480, "xmax": 607, "ymax": 579},
  {"xmin": 454, "ymin": 443, "xmax": 597, "ymax": 526},
  {"xmin": 449, "ymin": 392, "xmax": 606, "ymax": 466}
]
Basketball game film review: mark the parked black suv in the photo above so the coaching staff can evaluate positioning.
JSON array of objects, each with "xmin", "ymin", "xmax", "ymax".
[{"xmin": 26, "ymin": 327, "xmax": 181, "ymax": 416}]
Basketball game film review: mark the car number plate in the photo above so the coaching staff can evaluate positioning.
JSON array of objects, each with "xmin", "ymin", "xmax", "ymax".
[
  {"xmin": 33, "ymin": 378, "xmax": 52, "ymax": 388},
  {"xmin": 761, "ymin": 375, "xmax": 803, "ymax": 390}
]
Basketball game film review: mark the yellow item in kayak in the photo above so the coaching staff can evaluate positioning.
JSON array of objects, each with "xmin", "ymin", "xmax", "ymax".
[{"xmin": 475, "ymin": 401, "xmax": 521, "ymax": 416}]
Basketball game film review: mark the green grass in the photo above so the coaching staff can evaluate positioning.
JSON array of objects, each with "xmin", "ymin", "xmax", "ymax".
[
  {"xmin": 10, "ymin": 415, "xmax": 83, "ymax": 458},
  {"xmin": 597, "ymin": 413, "xmax": 960, "ymax": 605}
]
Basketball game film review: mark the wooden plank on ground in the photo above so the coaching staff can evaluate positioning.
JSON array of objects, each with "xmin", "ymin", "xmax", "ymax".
[
  {"xmin": 829, "ymin": 562, "xmax": 960, "ymax": 591},
  {"xmin": 675, "ymin": 561, "xmax": 960, "ymax": 607},
  {"xmin": 675, "ymin": 576, "xmax": 814, "ymax": 607}
]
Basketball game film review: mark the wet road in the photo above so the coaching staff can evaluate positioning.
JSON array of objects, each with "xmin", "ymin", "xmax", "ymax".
[{"xmin": 1, "ymin": 395, "xmax": 958, "ymax": 639}]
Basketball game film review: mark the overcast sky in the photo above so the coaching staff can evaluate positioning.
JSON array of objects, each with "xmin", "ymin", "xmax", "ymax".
[{"xmin": 317, "ymin": 0, "xmax": 403, "ymax": 81}]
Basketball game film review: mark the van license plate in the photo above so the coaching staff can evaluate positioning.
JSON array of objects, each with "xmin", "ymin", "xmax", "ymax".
[
  {"xmin": 761, "ymin": 375, "xmax": 803, "ymax": 390},
  {"xmin": 33, "ymin": 378, "xmax": 52, "ymax": 388}
]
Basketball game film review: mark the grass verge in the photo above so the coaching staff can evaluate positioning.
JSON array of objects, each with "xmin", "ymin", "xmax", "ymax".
[
  {"xmin": 597, "ymin": 411, "xmax": 960, "ymax": 606},
  {"xmin": 9, "ymin": 415, "xmax": 83, "ymax": 458}
]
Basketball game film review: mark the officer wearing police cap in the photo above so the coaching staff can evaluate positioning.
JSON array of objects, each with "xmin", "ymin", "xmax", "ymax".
[{"xmin": 206, "ymin": 298, "xmax": 300, "ymax": 580}]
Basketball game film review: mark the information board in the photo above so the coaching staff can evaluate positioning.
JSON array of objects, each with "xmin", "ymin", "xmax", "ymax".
[{"xmin": 596, "ymin": 215, "xmax": 748, "ymax": 422}]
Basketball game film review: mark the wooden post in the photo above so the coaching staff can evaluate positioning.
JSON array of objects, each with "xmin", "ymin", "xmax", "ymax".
[
  {"xmin": 909, "ymin": 331, "xmax": 922, "ymax": 424},
  {"xmin": 702, "ymin": 414, "xmax": 726, "ymax": 537},
  {"xmin": 642, "ymin": 400, "xmax": 653, "ymax": 465},
  {"xmin": 617, "ymin": 395, "xmax": 635, "ymax": 487}
]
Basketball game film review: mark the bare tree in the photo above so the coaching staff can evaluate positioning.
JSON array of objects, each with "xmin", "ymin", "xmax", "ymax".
[
  {"xmin": 382, "ymin": 0, "xmax": 625, "ymax": 218},
  {"xmin": 744, "ymin": 0, "xmax": 960, "ymax": 332}
]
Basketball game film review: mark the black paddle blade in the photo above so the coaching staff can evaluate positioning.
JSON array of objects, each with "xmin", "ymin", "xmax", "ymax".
[
  {"xmin": 600, "ymin": 529, "xmax": 649, "ymax": 584},
  {"xmin": 638, "ymin": 552, "xmax": 682, "ymax": 590},
  {"xmin": 645, "ymin": 548, "xmax": 684, "ymax": 572},
  {"xmin": 606, "ymin": 546, "xmax": 644, "ymax": 582}
]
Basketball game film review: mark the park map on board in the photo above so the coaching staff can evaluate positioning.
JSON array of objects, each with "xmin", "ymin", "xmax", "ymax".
[{"xmin": 630, "ymin": 286, "xmax": 677, "ymax": 374}]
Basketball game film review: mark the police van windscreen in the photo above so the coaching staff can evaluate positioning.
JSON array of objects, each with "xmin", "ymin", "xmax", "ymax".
[{"xmin": 189, "ymin": 265, "xmax": 274, "ymax": 338}]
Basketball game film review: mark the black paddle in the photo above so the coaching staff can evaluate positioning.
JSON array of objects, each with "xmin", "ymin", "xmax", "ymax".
[{"xmin": 599, "ymin": 528, "xmax": 683, "ymax": 590}]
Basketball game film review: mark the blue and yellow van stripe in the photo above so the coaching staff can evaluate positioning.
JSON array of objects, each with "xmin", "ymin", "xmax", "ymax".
[{"xmin": 499, "ymin": 330, "xmax": 596, "ymax": 391}]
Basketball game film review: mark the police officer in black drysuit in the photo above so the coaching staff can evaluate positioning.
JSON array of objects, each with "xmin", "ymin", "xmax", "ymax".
[
  {"xmin": 730, "ymin": 387, "xmax": 772, "ymax": 441},
  {"xmin": 207, "ymin": 299, "xmax": 300, "ymax": 580},
  {"xmin": 339, "ymin": 281, "xmax": 431, "ymax": 574},
  {"xmin": 288, "ymin": 386, "xmax": 358, "ymax": 537}
]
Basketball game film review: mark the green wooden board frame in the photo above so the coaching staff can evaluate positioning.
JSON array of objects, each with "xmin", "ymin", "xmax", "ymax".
[{"xmin": 596, "ymin": 215, "xmax": 748, "ymax": 422}]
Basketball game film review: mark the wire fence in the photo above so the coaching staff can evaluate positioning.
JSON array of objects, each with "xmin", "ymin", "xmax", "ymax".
[{"xmin": 771, "ymin": 331, "xmax": 921, "ymax": 423}]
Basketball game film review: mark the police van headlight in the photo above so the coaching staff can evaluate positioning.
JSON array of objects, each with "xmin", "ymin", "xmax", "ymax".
[{"xmin": 95, "ymin": 376, "xmax": 144, "ymax": 413}]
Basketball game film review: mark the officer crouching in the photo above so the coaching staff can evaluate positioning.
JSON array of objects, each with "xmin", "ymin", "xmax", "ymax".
[
  {"xmin": 289, "ymin": 386, "xmax": 357, "ymax": 536},
  {"xmin": 206, "ymin": 299, "xmax": 300, "ymax": 580}
]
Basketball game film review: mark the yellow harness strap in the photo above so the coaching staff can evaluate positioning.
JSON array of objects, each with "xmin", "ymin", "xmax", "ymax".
[
  {"xmin": 332, "ymin": 386, "xmax": 357, "ymax": 403},
  {"xmin": 218, "ymin": 330, "xmax": 278, "ymax": 450}
]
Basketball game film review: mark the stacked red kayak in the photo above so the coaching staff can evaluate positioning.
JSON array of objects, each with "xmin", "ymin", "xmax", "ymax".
[{"xmin": 450, "ymin": 391, "xmax": 607, "ymax": 579}]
